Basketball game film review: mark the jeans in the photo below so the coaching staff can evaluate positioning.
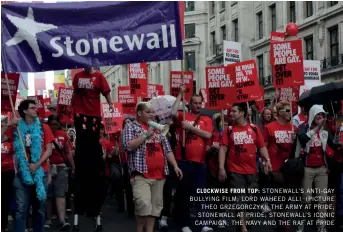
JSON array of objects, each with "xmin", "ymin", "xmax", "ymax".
[
  {"xmin": 1, "ymin": 170, "xmax": 15, "ymax": 230},
  {"xmin": 13, "ymin": 173, "xmax": 48, "ymax": 232},
  {"xmin": 173, "ymin": 161, "xmax": 207, "ymax": 228}
]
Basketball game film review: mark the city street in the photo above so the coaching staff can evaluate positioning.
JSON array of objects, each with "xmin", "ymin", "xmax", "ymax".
[{"xmin": 35, "ymin": 199, "xmax": 320, "ymax": 232}]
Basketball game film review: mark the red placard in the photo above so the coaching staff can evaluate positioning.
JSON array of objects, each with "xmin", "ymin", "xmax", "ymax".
[
  {"xmin": 27, "ymin": 95, "xmax": 46, "ymax": 118},
  {"xmin": 43, "ymin": 98, "xmax": 52, "ymax": 117},
  {"xmin": 235, "ymin": 60, "xmax": 261, "ymax": 103},
  {"xmin": 170, "ymin": 71, "xmax": 194, "ymax": 102},
  {"xmin": 147, "ymin": 84, "xmax": 164, "ymax": 98},
  {"xmin": 206, "ymin": 66, "xmax": 236, "ymax": 110},
  {"xmin": 101, "ymin": 103, "xmax": 123, "ymax": 134},
  {"xmin": 276, "ymin": 87, "xmax": 299, "ymax": 113},
  {"xmin": 129, "ymin": 63, "xmax": 148, "ymax": 98},
  {"xmin": 270, "ymin": 32, "xmax": 285, "ymax": 42},
  {"xmin": 118, "ymin": 86, "xmax": 137, "ymax": 115},
  {"xmin": 270, "ymin": 40, "xmax": 304, "ymax": 88},
  {"xmin": 1, "ymin": 72, "xmax": 20, "ymax": 112},
  {"xmin": 56, "ymin": 88, "xmax": 73, "ymax": 123},
  {"xmin": 255, "ymin": 87, "xmax": 265, "ymax": 113}
]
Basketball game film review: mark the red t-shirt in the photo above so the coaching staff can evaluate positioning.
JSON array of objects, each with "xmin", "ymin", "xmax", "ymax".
[
  {"xmin": 175, "ymin": 112, "xmax": 213, "ymax": 163},
  {"xmin": 100, "ymin": 137, "xmax": 115, "ymax": 177},
  {"xmin": 222, "ymin": 124, "xmax": 265, "ymax": 174},
  {"xmin": 307, "ymin": 131, "xmax": 324, "ymax": 167},
  {"xmin": 141, "ymin": 124, "xmax": 165, "ymax": 179},
  {"xmin": 72, "ymin": 71, "xmax": 111, "ymax": 117},
  {"xmin": 1, "ymin": 142, "xmax": 14, "ymax": 172},
  {"xmin": 264, "ymin": 121, "xmax": 297, "ymax": 172},
  {"xmin": 50, "ymin": 130, "xmax": 70, "ymax": 165},
  {"xmin": 5, "ymin": 124, "xmax": 54, "ymax": 173}
]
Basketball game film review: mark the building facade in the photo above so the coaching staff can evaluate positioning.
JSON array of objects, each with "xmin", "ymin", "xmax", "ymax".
[
  {"xmin": 101, "ymin": 1, "xmax": 208, "ymax": 100},
  {"xmin": 208, "ymin": 1, "xmax": 343, "ymax": 104}
]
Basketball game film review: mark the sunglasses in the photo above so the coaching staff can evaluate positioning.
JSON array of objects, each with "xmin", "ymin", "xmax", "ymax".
[{"xmin": 279, "ymin": 109, "xmax": 291, "ymax": 113}]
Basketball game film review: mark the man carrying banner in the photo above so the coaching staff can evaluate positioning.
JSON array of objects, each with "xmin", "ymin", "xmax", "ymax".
[
  {"xmin": 122, "ymin": 102, "xmax": 182, "ymax": 232},
  {"xmin": 171, "ymin": 85, "xmax": 213, "ymax": 232},
  {"xmin": 70, "ymin": 67, "xmax": 113, "ymax": 231},
  {"xmin": 1, "ymin": 99, "xmax": 54, "ymax": 232}
]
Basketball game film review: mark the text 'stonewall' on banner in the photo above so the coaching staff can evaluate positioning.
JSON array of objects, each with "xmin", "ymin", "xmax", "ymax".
[
  {"xmin": 101, "ymin": 103, "xmax": 123, "ymax": 134},
  {"xmin": 118, "ymin": 86, "xmax": 137, "ymax": 115},
  {"xmin": 170, "ymin": 71, "xmax": 194, "ymax": 102},
  {"xmin": 1, "ymin": 1, "xmax": 183, "ymax": 72},
  {"xmin": 56, "ymin": 87, "xmax": 73, "ymax": 124},
  {"xmin": 206, "ymin": 66, "xmax": 236, "ymax": 110},
  {"xmin": 270, "ymin": 40, "xmax": 304, "ymax": 88}
]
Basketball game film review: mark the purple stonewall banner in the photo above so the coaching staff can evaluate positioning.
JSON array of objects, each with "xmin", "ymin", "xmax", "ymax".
[{"xmin": 1, "ymin": 2, "xmax": 183, "ymax": 73}]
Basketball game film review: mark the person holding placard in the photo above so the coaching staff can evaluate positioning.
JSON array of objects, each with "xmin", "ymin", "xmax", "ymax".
[
  {"xmin": 218, "ymin": 102, "xmax": 272, "ymax": 232},
  {"xmin": 70, "ymin": 67, "xmax": 113, "ymax": 231},
  {"xmin": 171, "ymin": 85, "xmax": 213, "ymax": 232}
]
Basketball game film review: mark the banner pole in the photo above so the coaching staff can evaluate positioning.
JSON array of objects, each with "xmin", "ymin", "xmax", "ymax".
[
  {"xmin": 289, "ymin": 87, "xmax": 294, "ymax": 133},
  {"xmin": 5, "ymin": 74, "xmax": 28, "ymax": 161},
  {"xmin": 181, "ymin": 60, "xmax": 186, "ymax": 147}
]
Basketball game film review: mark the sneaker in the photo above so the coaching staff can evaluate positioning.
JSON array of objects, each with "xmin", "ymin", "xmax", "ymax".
[
  {"xmin": 44, "ymin": 220, "xmax": 52, "ymax": 228},
  {"xmin": 60, "ymin": 222, "xmax": 71, "ymax": 231},
  {"xmin": 181, "ymin": 227, "xmax": 192, "ymax": 232},
  {"xmin": 94, "ymin": 225, "xmax": 102, "ymax": 232},
  {"xmin": 159, "ymin": 219, "xmax": 168, "ymax": 229},
  {"xmin": 72, "ymin": 225, "xmax": 79, "ymax": 231},
  {"xmin": 201, "ymin": 227, "xmax": 214, "ymax": 232}
]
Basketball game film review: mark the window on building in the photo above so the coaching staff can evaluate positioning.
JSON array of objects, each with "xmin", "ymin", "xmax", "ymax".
[
  {"xmin": 329, "ymin": 26, "xmax": 339, "ymax": 66},
  {"xmin": 329, "ymin": 2, "xmax": 338, "ymax": 7},
  {"xmin": 270, "ymin": 4, "xmax": 276, "ymax": 32},
  {"xmin": 185, "ymin": 23, "xmax": 195, "ymax": 38},
  {"xmin": 185, "ymin": 51, "xmax": 196, "ymax": 71},
  {"xmin": 306, "ymin": 1, "xmax": 313, "ymax": 17},
  {"xmin": 305, "ymin": 36, "xmax": 313, "ymax": 60},
  {"xmin": 289, "ymin": 1, "xmax": 296, "ymax": 22},
  {"xmin": 221, "ymin": 25, "xmax": 226, "ymax": 41},
  {"xmin": 211, "ymin": 32, "xmax": 216, "ymax": 55},
  {"xmin": 257, "ymin": 55, "xmax": 264, "ymax": 80},
  {"xmin": 232, "ymin": 19, "xmax": 238, "ymax": 42},
  {"xmin": 257, "ymin": 12, "xmax": 263, "ymax": 39},
  {"xmin": 185, "ymin": 1, "xmax": 195, "ymax": 12},
  {"xmin": 210, "ymin": 1, "xmax": 215, "ymax": 16},
  {"xmin": 220, "ymin": 1, "xmax": 225, "ymax": 10}
]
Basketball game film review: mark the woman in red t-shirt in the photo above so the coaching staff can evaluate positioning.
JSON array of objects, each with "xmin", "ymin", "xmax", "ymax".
[
  {"xmin": 1, "ymin": 119, "xmax": 15, "ymax": 231},
  {"xmin": 46, "ymin": 115, "xmax": 75, "ymax": 230}
]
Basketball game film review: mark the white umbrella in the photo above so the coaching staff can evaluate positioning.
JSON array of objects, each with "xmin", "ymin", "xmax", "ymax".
[{"xmin": 148, "ymin": 95, "xmax": 187, "ymax": 124}]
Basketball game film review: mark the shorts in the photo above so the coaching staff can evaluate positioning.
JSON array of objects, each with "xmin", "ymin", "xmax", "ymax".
[
  {"xmin": 228, "ymin": 172, "xmax": 259, "ymax": 205},
  {"xmin": 130, "ymin": 175, "xmax": 165, "ymax": 217},
  {"xmin": 48, "ymin": 167, "xmax": 69, "ymax": 198}
]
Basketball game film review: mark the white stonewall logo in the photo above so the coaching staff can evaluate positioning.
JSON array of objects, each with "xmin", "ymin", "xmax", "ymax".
[{"xmin": 6, "ymin": 7, "xmax": 58, "ymax": 64}]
